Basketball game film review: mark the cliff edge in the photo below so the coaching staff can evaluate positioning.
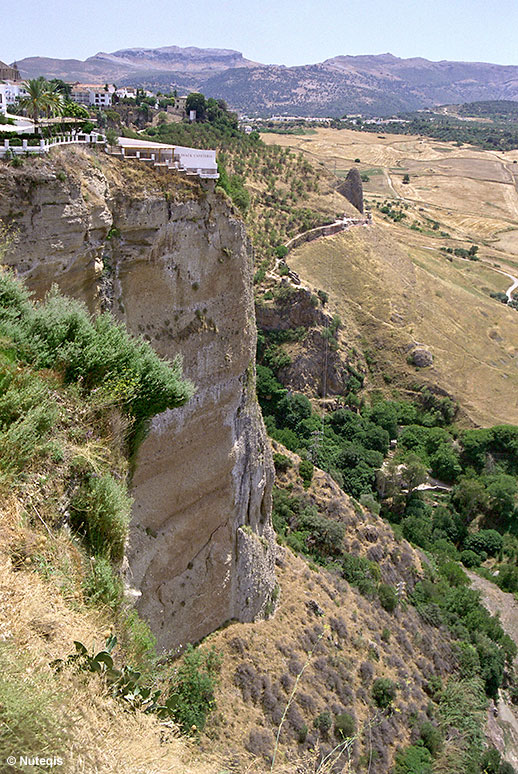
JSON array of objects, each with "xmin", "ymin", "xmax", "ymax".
[{"xmin": 0, "ymin": 147, "xmax": 277, "ymax": 649}]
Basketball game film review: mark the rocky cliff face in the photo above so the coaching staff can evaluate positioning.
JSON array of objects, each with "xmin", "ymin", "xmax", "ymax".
[{"xmin": 0, "ymin": 147, "xmax": 277, "ymax": 649}]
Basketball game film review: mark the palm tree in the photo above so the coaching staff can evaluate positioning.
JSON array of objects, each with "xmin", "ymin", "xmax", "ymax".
[{"xmin": 17, "ymin": 78, "xmax": 64, "ymax": 125}]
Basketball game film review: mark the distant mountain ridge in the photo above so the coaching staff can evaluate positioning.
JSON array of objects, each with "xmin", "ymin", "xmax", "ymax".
[{"xmin": 13, "ymin": 46, "xmax": 518, "ymax": 116}]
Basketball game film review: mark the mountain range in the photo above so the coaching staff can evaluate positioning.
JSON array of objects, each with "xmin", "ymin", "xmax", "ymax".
[{"xmin": 14, "ymin": 46, "xmax": 518, "ymax": 116}]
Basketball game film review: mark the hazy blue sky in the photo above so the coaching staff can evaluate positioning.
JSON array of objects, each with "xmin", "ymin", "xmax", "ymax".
[{"xmin": 3, "ymin": 0, "xmax": 518, "ymax": 67}]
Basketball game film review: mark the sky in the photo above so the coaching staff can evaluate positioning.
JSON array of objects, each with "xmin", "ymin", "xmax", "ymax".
[{"xmin": 2, "ymin": 0, "xmax": 518, "ymax": 67}]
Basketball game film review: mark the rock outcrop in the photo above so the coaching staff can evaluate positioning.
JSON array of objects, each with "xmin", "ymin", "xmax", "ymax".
[
  {"xmin": 411, "ymin": 347, "xmax": 434, "ymax": 368},
  {"xmin": 256, "ymin": 284, "xmax": 365, "ymax": 397},
  {"xmin": 0, "ymin": 147, "xmax": 277, "ymax": 649},
  {"xmin": 338, "ymin": 167, "xmax": 364, "ymax": 213}
]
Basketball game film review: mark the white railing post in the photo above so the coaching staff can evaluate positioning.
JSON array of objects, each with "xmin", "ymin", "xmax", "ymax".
[
  {"xmin": 4, "ymin": 139, "xmax": 9, "ymax": 149},
  {"xmin": 22, "ymin": 139, "xmax": 27, "ymax": 150}
]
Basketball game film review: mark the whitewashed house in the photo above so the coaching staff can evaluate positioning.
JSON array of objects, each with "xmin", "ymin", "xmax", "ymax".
[
  {"xmin": 70, "ymin": 84, "xmax": 114, "ymax": 107},
  {"xmin": 0, "ymin": 81, "xmax": 27, "ymax": 115}
]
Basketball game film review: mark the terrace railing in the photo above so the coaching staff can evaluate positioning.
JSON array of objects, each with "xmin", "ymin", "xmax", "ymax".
[{"xmin": 0, "ymin": 132, "xmax": 106, "ymax": 158}]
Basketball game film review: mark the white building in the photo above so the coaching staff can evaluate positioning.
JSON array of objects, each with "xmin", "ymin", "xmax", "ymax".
[
  {"xmin": 70, "ymin": 84, "xmax": 113, "ymax": 107},
  {"xmin": 0, "ymin": 81, "xmax": 27, "ymax": 114},
  {"xmin": 115, "ymin": 87, "xmax": 137, "ymax": 99},
  {"xmin": 116, "ymin": 137, "xmax": 219, "ymax": 179}
]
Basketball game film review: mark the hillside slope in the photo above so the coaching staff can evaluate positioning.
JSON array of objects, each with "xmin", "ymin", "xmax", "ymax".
[{"xmin": 262, "ymin": 128, "xmax": 518, "ymax": 427}]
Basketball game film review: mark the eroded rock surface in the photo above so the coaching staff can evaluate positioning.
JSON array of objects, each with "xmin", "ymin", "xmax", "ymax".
[{"xmin": 0, "ymin": 148, "xmax": 277, "ymax": 649}]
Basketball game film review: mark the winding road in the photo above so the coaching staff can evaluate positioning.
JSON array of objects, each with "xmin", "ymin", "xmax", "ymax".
[{"xmin": 459, "ymin": 255, "xmax": 518, "ymax": 302}]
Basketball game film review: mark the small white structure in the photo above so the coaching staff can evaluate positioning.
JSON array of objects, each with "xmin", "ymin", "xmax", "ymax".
[{"xmin": 115, "ymin": 137, "xmax": 219, "ymax": 179}]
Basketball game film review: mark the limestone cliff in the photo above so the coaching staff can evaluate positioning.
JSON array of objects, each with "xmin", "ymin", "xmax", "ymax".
[{"xmin": 0, "ymin": 147, "xmax": 277, "ymax": 650}]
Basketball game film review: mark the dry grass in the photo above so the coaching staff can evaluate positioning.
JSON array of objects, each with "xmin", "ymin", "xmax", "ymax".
[
  {"xmin": 0, "ymin": 501, "xmax": 224, "ymax": 774},
  {"xmin": 196, "ymin": 457, "xmax": 452, "ymax": 773},
  {"xmin": 287, "ymin": 224, "xmax": 518, "ymax": 426},
  {"xmin": 1, "ymin": 489, "xmax": 369, "ymax": 774},
  {"xmin": 260, "ymin": 127, "xmax": 518, "ymax": 427}
]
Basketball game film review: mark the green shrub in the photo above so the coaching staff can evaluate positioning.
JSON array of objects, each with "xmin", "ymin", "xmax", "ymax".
[
  {"xmin": 430, "ymin": 444, "xmax": 462, "ymax": 482},
  {"xmin": 359, "ymin": 492, "xmax": 381, "ymax": 515},
  {"xmin": 167, "ymin": 645, "xmax": 222, "ymax": 733},
  {"xmin": 394, "ymin": 745, "xmax": 433, "ymax": 774},
  {"xmin": 0, "ymin": 273, "xmax": 194, "ymax": 434},
  {"xmin": 314, "ymin": 711, "xmax": 332, "ymax": 734},
  {"xmin": 299, "ymin": 458, "xmax": 314, "ymax": 488},
  {"xmin": 0, "ymin": 400, "xmax": 57, "ymax": 477},
  {"xmin": 419, "ymin": 720, "xmax": 442, "ymax": 756},
  {"xmin": 341, "ymin": 553, "xmax": 378, "ymax": 595},
  {"xmin": 371, "ymin": 677, "xmax": 397, "ymax": 709},
  {"xmin": 378, "ymin": 583, "xmax": 398, "ymax": 612},
  {"xmin": 464, "ymin": 530, "xmax": 503, "ymax": 557},
  {"xmin": 275, "ymin": 245, "xmax": 288, "ymax": 259},
  {"xmin": 121, "ymin": 610, "xmax": 157, "ymax": 675},
  {"xmin": 70, "ymin": 473, "xmax": 132, "ymax": 561},
  {"xmin": 82, "ymin": 555, "xmax": 123, "ymax": 608},
  {"xmin": 496, "ymin": 564, "xmax": 518, "ymax": 593},
  {"xmin": 273, "ymin": 452, "xmax": 292, "ymax": 473},
  {"xmin": 298, "ymin": 507, "xmax": 345, "ymax": 555},
  {"xmin": 438, "ymin": 560, "xmax": 469, "ymax": 587},
  {"xmin": 334, "ymin": 711, "xmax": 355, "ymax": 739},
  {"xmin": 460, "ymin": 549, "xmax": 482, "ymax": 567}
]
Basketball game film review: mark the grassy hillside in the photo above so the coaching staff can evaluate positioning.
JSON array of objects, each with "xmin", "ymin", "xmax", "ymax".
[
  {"xmin": 261, "ymin": 127, "xmax": 518, "ymax": 427},
  {"xmin": 203, "ymin": 442, "xmax": 518, "ymax": 773}
]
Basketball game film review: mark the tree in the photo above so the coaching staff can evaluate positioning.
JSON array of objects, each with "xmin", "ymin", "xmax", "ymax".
[
  {"xmin": 451, "ymin": 477, "xmax": 489, "ymax": 523},
  {"xmin": 276, "ymin": 392, "xmax": 312, "ymax": 431},
  {"xmin": 402, "ymin": 174, "xmax": 410, "ymax": 184},
  {"xmin": 48, "ymin": 78, "xmax": 71, "ymax": 98},
  {"xmin": 62, "ymin": 101, "xmax": 89, "ymax": 119},
  {"xmin": 464, "ymin": 529, "xmax": 503, "ymax": 557},
  {"xmin": 17, "ymin": 78, "xmax": 64, "ymax": 124},
  {"xmin": 430, "ymin": 444, "xmax": 462, "ymax": 483},
  {"xmin": 486, "ymin": 474, "xmax": 518, "ymax": 523},
  {"xmin": 186, "ymin": 92, "xmax": 207, "ymax": 121},
  {"xmin": 403, "ymin": 454, "xmax": 428, "ymax": 491}
]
